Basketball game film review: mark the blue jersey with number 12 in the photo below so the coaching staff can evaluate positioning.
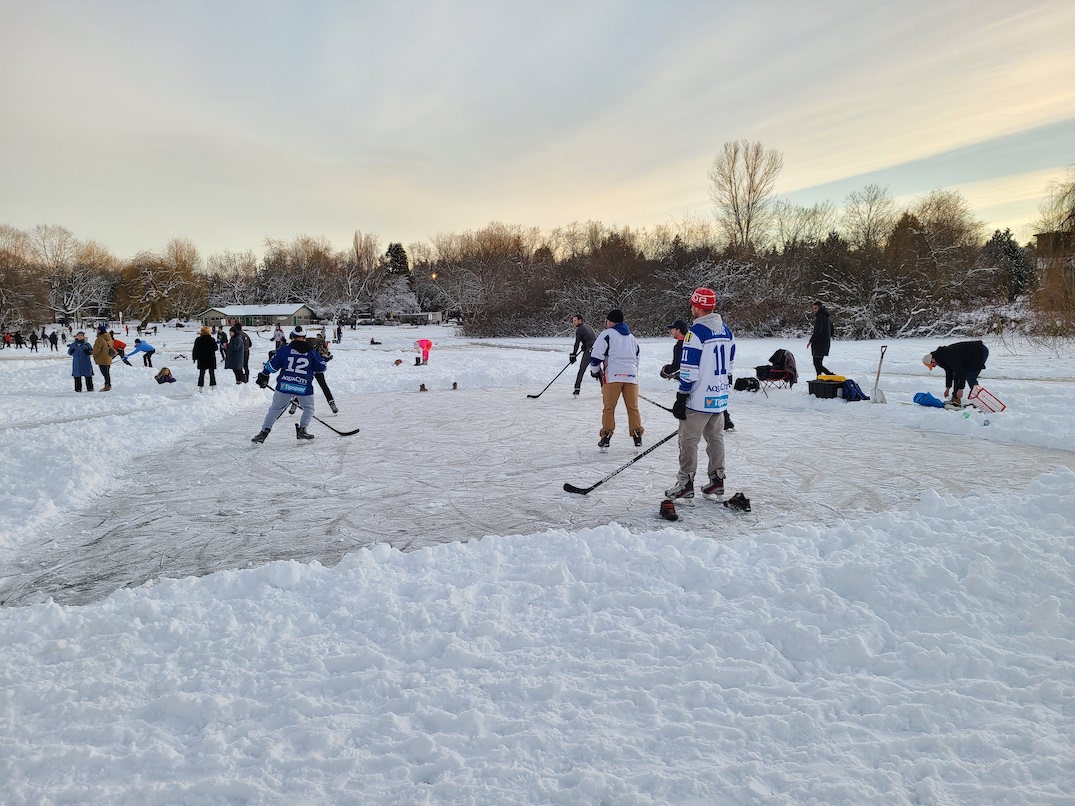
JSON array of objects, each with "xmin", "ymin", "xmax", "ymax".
[{"xmin": 266, "ymin": 344, "xmax": 327, "ymax": 396}]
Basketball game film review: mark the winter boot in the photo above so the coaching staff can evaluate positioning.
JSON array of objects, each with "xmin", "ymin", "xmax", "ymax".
[
  {"xmin": 573, "ymin": 388, "xmax": 580, "ymax": 397},
  {"xmin": 597, "ymin": 433, "xmax": 611, "ymax": 449},
  {"xmin": 944, "ymin": 397, "xmax": 963, "ymax": 410},
  {"xmin": 101, "ymin": 385, "xmax": 111, "ymax": 392},
  {"xmin": 659, "ymin": 499, "xmax": 679, "ymax": 521},
  {"xmin": 723, "ymin": 492, "xmax": 751, "ymax": 512},
  {"xmin": 665, "ymin": 476, "xmax": 694, "ymax": 502},
  {"xmin": 632, "ymin": 431, "xmax": 643, "ymax": 448},
  {"xmin": 701, "ymin": 475, "xmax": 725, "ymax": 500},
  {"xmin": 328, "ymin": 399, "xmax": 339, "ymax": 414},
  {"xmin": 723, "ymin": 414, "xmax": 735, "ymax": 431},
  {"xmin": 295, "ymin": 424, "xmax": 315, "ymax": 440},
  {"xmin": 251, "ymin": 428, "xmax": 270, "ymax": 444},
  {"xmin": 415, "ymin": 357, "xmax": 422, "ymax": 366}
]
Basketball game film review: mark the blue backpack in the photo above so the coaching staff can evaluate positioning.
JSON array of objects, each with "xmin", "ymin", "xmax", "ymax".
[{"xmin": 841, "ymin": 379, "xmax": 870, "ymax": 402}]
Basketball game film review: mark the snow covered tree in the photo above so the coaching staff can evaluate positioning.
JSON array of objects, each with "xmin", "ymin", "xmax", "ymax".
[
  {"xmin": 842, "ymin": 184, "xmax": 897, "ymax": 250},
  {"xmin": 980, "ymin": 229, "xmax": 1033, "ymax": 302}
]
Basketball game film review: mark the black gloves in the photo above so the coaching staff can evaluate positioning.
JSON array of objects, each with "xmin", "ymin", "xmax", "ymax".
[
  {"xmin": 590, "ymin": 368, "xmax": 602, "ymax": 379},
  {"xmin": 569, "ymin": 353, "xmax": 577, "ymax": 364},
  {"xmin": 672, "ymin": 392, "xmax": 689, "ymax": 420},
  {"xmin": 256, "ymin": 372, "xmax": 270, "ymax": 389}
]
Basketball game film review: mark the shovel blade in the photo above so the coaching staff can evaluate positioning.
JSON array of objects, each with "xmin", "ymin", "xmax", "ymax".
[{"xmin": 871, "ymin": 388, "xmax": 887, "ymax": 404}]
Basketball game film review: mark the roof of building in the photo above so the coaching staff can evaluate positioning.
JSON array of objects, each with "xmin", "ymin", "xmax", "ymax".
[{"xmin": 202, "ymin": 305, "xmax": 310, "ymax": 316}]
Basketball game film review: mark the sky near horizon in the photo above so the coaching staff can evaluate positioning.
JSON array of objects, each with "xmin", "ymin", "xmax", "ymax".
[{"xmin": 2, "ymin": 0, "xmax": 1073, "ymax": 260}]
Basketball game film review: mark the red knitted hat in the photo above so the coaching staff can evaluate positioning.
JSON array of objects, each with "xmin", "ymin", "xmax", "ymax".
[{"xmin": 690, "ymin": 287, "xmax": 716, "ymax": 311}]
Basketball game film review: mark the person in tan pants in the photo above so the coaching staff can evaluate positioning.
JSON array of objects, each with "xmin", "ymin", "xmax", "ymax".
[{"xmin": 589, "ymin": 309, "xmax": 643, "ymax": 449}]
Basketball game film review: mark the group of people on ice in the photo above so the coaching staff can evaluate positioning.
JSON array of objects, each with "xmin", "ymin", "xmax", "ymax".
[{"xmin": 67, "ymin": 325, "xmax": 156, "ymax": 392}]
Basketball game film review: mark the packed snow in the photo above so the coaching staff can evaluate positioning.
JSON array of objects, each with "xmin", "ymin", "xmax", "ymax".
[{"xmin": 0, "ymin": 324, "xmax": 1072, "ymax": 804}]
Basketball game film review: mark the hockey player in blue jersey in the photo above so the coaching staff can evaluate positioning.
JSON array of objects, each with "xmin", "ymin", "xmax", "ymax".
[
  {"xmin": 666, "ymin": 287, "xmax": 736, "ymax": 502},
  {"xmin": 251, "ymin": 326, "xmax": 328, "ymax": 443}
]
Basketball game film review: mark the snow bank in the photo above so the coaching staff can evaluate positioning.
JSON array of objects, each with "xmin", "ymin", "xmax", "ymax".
[{"xmin": 1, "ymin": 469, "xmax": 1072, "ymax": 804}]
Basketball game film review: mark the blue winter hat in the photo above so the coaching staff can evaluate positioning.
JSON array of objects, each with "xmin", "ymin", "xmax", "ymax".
[{"xmin": 97, "ymin": 325, "xmax": 107, "ymax": 333}]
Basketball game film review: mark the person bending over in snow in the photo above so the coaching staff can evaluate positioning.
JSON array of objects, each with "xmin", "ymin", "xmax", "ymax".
[
  {"xmin": 154, "ymin": 367, "xmax": 176, "ymax": 384},
  {"xmin": 923, "ymin": 340, "xmax": 989, "ymax": 409},
  {"xmin": 413, "ymin": 338, "xmax": 433, "ymax": 365},
  {"xmin": 126, "ymin": 338, "xmax": 156, "ymax": 367},
  {"xmin": 251, "ymin": 325, "xmax": 327, "ymax": 443}
]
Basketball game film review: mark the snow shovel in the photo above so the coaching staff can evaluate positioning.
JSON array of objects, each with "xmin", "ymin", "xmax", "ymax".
[{"xmin": 871, "ymin": 345, "xmax": 888, "ymax": 404}]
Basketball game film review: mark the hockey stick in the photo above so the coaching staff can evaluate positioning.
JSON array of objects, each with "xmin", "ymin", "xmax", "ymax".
[
  {"xmin": 279, "ymin": 397, "xmax": 359, "ymax": 435},
  {"xmin": 564, "ymin": 428, "xmax": 679, "ymax": 495},
  {"xmin": 639, "ymin": 394, "xmax": 673, "ymax": 413},
  {"xmin": 308, "ymin": 413, "xmax": 360, "ymax": 436},
  {"xmin": 526, "ymin": 362, "xmax": 572, "ymax": 398}
]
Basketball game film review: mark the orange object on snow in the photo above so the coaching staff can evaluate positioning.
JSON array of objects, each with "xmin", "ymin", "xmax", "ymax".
[{"xmin": 414, "ymin": 339, "xmax": 433, "ymax": 364}]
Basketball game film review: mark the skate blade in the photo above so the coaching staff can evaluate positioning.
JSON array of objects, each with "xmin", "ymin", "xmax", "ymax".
[{"xmin": 702, "ymin": 492, "xmax": 725, "ymax": 501}]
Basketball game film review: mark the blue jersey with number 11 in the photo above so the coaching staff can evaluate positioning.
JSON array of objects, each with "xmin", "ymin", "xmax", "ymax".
[
  {"xmin": 266, "ymin": 344, "xmax": 327, "ymax": 396},
  {"xmin": 678, "ymin": 313, "xmax": 735, "ymax": 414}
]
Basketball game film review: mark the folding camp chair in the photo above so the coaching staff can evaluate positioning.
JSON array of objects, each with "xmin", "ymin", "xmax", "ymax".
[{"xmin": 755, "ymin": 349, "xmax": 798, "ymax": 390}]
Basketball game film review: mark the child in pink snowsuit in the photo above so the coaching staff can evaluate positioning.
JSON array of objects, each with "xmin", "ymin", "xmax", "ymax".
[{"xmin": 414, "ymin": 339, "xmax": 433, "ymax": 365}]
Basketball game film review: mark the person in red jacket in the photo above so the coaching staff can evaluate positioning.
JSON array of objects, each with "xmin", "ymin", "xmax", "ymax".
[{"xmin": 414, "ymin": 339, "xmax": 433, "ymax": 365}]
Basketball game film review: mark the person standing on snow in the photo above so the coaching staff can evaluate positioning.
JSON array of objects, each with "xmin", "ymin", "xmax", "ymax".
[
  {"xmin": 48, "ymin": 330, "xmax": 59, "ymax": 351},
  {"xmin": 68, "ymin": 330, "xmax": 95, "ymax": 392},
  {"xmin": 663, "ymin": 318, "xmax": 735, "ymax": 432},
  {"xmin": 28, "ymin": 331, "xmax": 39, "ymax": 352},
  {"xmin": 568, "ymin": 314, "xmax": 597, "ymax": 397},
  {"xmin": 238, "ymin": 324, "xmax": 252, "ymax": 382},
  {"xmin": 806, "ymin": 301, "xmax": 835, "ymax": 377},
  {"xmin": 665, "ymin": 287, "xmax": 736, "ymax": 503},
  {"xmin": 251, "ymin": 325, "xmax": 328, "ymax": 443},
  {"xmin": 225, "ymin": 326, "xmax": 246, "ymax": 383},
  {"xmin": 589, "ymin": 309, "xmax": 643, "ymax": 449},
  {"xmin": 192, "ymin": 325, "xmax": 219, "ymax": 390},
  {"xmin": 923, "ymin": 340, "xmax": 989, "ymax": 409},
  {"xmin": 92, "ymin": 325, "xmax": 115, "ymax": 391},
  {"xmin": 126, "ymin": 338, "xmax": 156, "ymax": 367}
]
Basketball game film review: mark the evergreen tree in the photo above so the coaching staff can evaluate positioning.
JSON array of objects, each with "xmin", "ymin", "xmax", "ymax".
[{"xmin": 982, "ymin": 228, "xmax": 1034, "ymax": 301}]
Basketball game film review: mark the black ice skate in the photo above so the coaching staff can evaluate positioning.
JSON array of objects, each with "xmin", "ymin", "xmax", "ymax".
[
  {"xmin": 295, "ymin": 424, "xmax": 315, "ymax": 440},
  {"xmin": 723, "ymin": 492, "xmax": 751, "ymax": 512},
  {"xmin": 251, "ymin": 428, "xmax": 270, "ymax": 444},
  {"xmin": 328, "ymin": 399, "xmax": 339, "ymax": 414}
]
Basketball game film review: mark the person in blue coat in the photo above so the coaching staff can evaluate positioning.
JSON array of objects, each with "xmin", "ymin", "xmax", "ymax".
[
  {"xmin": 126, "ymin": 338, "xmax": 156, "ymax": 367},
  {"xmin": 250, "ymin": 326, "xmax": 328, "ymax": 443},
  {"xmin": 68, "ymin": 331, "xmax": 95, "ymax": 392}
]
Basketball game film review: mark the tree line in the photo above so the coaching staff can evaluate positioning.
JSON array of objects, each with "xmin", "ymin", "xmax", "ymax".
[{"xmin": 2, "ymin": 145, "xmax": 1071, "ymax": 341}]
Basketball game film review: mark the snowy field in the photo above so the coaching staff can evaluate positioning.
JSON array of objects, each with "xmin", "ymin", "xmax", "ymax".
[{"xmin": 0, "ymin": 324, "xmax": 1073, "ymax": 803}]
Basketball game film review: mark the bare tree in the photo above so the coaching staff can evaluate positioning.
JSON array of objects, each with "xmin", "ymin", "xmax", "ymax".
[
  {"xmin": 206, "ymin": 250, "xmax": 258, "ymax": 306},
  {"xmin": 772, "ymin": 200, "xmax": 837, "ymax": 249},
  {"xmin": 842, "ymin": 184, "xmax": 897, "ymax": 249},
  {"xmin": 708, "ymin": 140, "xmax": 783, "ymax": 252}
]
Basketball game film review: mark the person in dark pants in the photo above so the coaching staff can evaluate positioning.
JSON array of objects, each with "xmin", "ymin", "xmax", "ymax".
[
  {"xmin": 238, "ymin": 325, "xmax": 252, "ymax": 382},
  {"xmin": 68, "ymin": 331, "xmax": 95, "ymax": 392},
  {"xmin": 48, "ymin": 331, "xmax": 59, "ymax": 351},
  {"xmin": 923, "ymin": 340, "xmax": 989, "ymax": 409},
  {"xmin": 807, "ymin": 301, "xmax": 835, "ymax": 377},
  {"xmin": 192, "ymin": 325, "xmax": 219, "ymax": 390},
  {"xmin": 225, "ymin": 326, "xmax": 246, "ymax": 383},
  {"xmin": 569, "ymin": 314, "xmax": 597, "ymax": 397}
]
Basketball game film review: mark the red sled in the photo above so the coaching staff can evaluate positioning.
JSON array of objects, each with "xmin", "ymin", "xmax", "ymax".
[{"xmin": 967, "ymin": 386, "xmax": 1005, "ymax": 413}]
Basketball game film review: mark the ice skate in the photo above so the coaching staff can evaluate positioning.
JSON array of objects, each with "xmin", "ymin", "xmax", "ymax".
[{"xmin": 701, "ymin": 476, "xmax": 725, "ymax": 500}]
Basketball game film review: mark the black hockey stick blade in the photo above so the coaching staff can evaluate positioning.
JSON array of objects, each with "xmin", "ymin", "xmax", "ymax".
[
  {"xmin": 563, "ymin": 482, "xmax": 596, "ymax": 495},
  {"xmin": 310, "ymin": 413, "xmax": 360, "ymax": 436},
  {"xmin": 563, "ymin": 429, "xmax": 679, "ymax": 495},
  {"xmin": 527, "ymin": 362, "xmax": 572, "ymax": 398}
]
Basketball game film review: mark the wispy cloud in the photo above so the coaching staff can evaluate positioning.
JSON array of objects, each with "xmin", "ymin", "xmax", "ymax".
[{"xmin": 1, "ymin": 0, "xmax": 1072, "ymax": 257}]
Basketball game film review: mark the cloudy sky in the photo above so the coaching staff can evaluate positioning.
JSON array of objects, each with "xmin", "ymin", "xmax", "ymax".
[{"xmin": 2, "ymin": 0, "xmax": 1073, "ymax": 259}]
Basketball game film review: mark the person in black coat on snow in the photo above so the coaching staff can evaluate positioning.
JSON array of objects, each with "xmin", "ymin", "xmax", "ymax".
[
  {"xmin": 807, "ymin": 301, "xmax": 835, "ymax": 377},
  {"xmin": 192, "ymin": 326, "xmax": 219, "ymax": 389},
  {"xmin": 923, "ymin": 340, "xmax": 989, "ymax": 408}
]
